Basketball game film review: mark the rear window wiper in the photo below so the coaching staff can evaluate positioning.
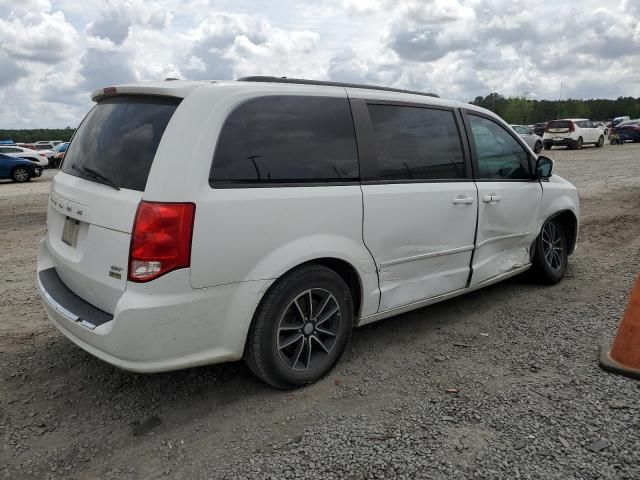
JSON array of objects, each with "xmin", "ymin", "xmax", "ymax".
[{"xmin": 71, "ymin": 164, "xmax": 120, "ymax": 190}]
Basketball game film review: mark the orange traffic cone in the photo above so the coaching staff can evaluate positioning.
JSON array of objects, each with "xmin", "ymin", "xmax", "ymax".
[{"xmin": 599, "ymin": 275, "xmax": 640, "ymax": 379}]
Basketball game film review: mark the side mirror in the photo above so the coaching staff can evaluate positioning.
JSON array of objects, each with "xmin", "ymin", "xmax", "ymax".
[{"xmin": 535, "ymin": 156, "xmax": 553, "ymax": 179}]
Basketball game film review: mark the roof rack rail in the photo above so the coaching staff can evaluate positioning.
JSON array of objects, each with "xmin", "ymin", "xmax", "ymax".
[{"xmin": 237, "ymin": 76, "xmax": 439, "ymax": 98}]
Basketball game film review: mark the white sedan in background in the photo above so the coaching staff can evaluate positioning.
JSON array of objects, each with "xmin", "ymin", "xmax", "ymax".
[
  {"xmin": 0, "ymin": 145, "xmax": 49, "ymax": 168},
  {"xmin": 511, "ymin": 125, "xmax": 543, "ymax": 153}
]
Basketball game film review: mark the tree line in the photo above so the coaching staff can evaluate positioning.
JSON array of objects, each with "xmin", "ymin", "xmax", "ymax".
[
  {"xmin": 0, "ymin": 128, "xmax": 75, "ymax": 143},
  {"xmin": 471, "ymin": 93, "xmax": 640, "ymax": 125}
]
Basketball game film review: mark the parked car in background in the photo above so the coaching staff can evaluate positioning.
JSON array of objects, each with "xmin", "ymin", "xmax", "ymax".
[
  {"xmin": 612, "ymin": 116, "xmax": 630, "ymax": 128},
  {"xmin": 511, "ymin": 125, "xmax": 543, "ymax": 153},
  {"xmin": 543, "ymin": 119, "xmax": 605, "ymax": 150},
  {"xmin": 594, "ymin": 122, "xmax": 609, "ymax": 136},
  {"xmin": 37, "ymin": 78, "xmax": 579, "ymax": 389},
  {"xmin": 49, "ymin": 142, "xmax": 69, "ymax": 168},
  {"xmin": 34, "ymin": 143, "xmax": 55, "ymax": 157},
  {"xmin": 0, "ymin": 153, "xmax": 42, "ymax": 182},
  {"xmin": 35, "ymin": 140, "xmax": 63, "ymax": 147},
  {"xmin": 16, "ymin": 143, "xmax": 37, "ymax": 150},
  {"xmin": 0, "ymin": 145, "xmax": 49, "ymax": 168},
  {"xmin": 615, "ymin": 119, "xmax": 640, "ymax": 143},
  {"xmin": 531, "ymin": 122, "xmax": 547, "ymax": 137}
]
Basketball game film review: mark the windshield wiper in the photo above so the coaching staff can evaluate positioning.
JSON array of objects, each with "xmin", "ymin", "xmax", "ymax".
[{"xmin": 71, "ymin": 164, "xmax": 120, "ymax": 190}]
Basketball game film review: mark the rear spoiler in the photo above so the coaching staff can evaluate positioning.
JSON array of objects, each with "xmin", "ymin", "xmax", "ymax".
[{"xmin": 91, "ymin": 81, "xmax": 210, "ymax": 102}]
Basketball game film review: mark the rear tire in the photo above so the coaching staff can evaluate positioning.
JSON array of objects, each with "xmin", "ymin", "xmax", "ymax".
[
  {"xmin": 576, "ymin": 137, "xmax": 583, "ymax": 150},
  {"xmin": 531, "ymin": 218, "xmax": 568, "ymax": 285},
  {"xmin": 11, "ymin": 166, "xmax": 31, "ymax": 183},
  {"xmin": 543, "ymin": 143, "xmax": 552, "ymax": 150},
  {"xmin": 244, "ymin": 265, "xmax": 354, "ymax": 389},
  {"xmin": 534, "ymin": 141, "xmax": 542, "ymax": 154}
]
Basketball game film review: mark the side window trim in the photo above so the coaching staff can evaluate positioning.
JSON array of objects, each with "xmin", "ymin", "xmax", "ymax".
[
  {"xmin": 460, "ymin": 108, "xmax": 536, "ymax": 182},
  {"xmin": 354, "ymin": 99, "xmax": 473, "ymax": 184},
  {"xmin": 348, "ymin": 98, "xmax": 377, "ymax": 182}
]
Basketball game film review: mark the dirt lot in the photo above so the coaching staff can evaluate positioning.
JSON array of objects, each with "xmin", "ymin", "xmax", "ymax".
[{"xmin": 1, "ymin": 145, "xmax": 640, "ymax": 479}]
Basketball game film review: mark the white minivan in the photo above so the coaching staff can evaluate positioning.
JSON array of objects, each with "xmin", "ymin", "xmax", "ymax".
[{"xmin": 37, "ymin": 77, "xmax": 580, "ymax": 389}]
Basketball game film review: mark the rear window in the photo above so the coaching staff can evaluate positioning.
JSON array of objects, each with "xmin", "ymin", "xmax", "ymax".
[
  {"xmin": 547, "ymin": 120, "xmax": 572, "ymax": 129},
  {"xmin": 210, "ymin": 96, "xmax": 359, "ymax": 185},
  {"xmin": 62, "ymin": 96, "xmax": 180, "ymax": 191}
]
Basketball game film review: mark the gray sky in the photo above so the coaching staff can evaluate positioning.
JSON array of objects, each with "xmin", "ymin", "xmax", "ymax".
[{"xmin": 1, "ymin": 0, "xmax": 639, "ymax": 128}]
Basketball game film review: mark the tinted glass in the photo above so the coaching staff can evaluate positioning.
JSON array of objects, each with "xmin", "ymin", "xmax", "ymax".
[
  {"xmin": 469, "ymin": 115, "xmax": 531, "ymax": 180},
  {"xmin": 211, "ymin": 96, "xmax": 358, "ymax": 184},
  {"xmin": 62, "ymin": 96, "xmax": 180, "ymax": 191},
  {"xmin": 513, "ymin": 126, "xmax": 528, "ymax": 134},
  {"xmin": 367, "ymin": 104, "xmax": 465, "ymax": 180},
  {"xmin": 548, "ymin": 120, "xmax": 572, "ymax": 129}
]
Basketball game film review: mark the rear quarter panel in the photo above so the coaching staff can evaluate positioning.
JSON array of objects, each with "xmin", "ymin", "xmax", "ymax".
[{"xmin": 143, "ymin": 83, "xmax": 380, "ymax": 317}]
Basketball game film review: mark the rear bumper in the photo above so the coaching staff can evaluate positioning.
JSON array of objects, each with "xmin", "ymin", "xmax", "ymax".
[
  {"xmin": 543, "ymin": 137, "xmax": 577, "ymax": 147},
  {"xmin": 37, "ymin": 239, "xmax": 271, "ymax": 372}
]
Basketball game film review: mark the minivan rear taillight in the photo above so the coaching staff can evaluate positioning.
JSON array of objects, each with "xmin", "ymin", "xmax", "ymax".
[
  {"xmin": 128, "ymin": 201, "xmax": 196, "ymax": 282},
  {"xmin": 568, "ymin": 121, "xmax": 575, "ymax": 132}
]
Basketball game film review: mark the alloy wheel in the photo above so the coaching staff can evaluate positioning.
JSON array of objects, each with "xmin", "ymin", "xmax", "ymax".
[
  {"xmin": 13, "ymin": 168, "xmax": 29, "ymax": 182},
  {"xmin": 277, "ymin": 288, "xmax": 341, "ymax": 371},
  {"xmin": 541, "ymin": 221, "xmax": 564, "ymax": 271}
]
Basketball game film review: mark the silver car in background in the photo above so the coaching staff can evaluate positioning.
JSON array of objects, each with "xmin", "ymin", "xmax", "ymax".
[{"xmin": 511, "ymin": 124, "xmax": 543, "ymax": 153}]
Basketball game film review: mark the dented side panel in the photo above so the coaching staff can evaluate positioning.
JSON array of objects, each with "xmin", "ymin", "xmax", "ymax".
[
  {"xmin": 361, "ymin": 182, "xmax": 478, "ymax": 313},
  {"xmin": 470, "ymin": 181, "xmax": 542, "ymax": 286}
]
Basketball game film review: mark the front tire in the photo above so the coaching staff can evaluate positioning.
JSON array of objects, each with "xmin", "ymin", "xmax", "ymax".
[
  {"xmin": 543, "ymin": 143, "xmax": 552, "ymax": 150},
  {"xmin": 534, "ymin": 141, "xmax": 542, "ymax": 154},
  {"xmin": 531, "ymin": 219, "xmax": 568, "ymax": 284},
  {"xmin": 11, "ymin": 166, "xmax": 31, "ymax": 183},
  {"xmin": 596, "ymin": 136, "xmax": 604, "ymax": 147},
  {"xmin": 244, "ymin": 265, "xmax": 354, "ymax": 389}
]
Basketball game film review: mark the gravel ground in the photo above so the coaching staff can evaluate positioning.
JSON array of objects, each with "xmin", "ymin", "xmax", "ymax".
[{"xmin": 1, "ymin": 145, "xmax": 640, "ymax": 480}]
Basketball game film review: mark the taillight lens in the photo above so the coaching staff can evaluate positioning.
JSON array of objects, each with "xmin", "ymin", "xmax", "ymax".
[
  {"xmin": 128, "ymin": 201, "xmax": 196, "ymax": 282},
  {"xmin": 568, "ymin": 122, "xmax": 575, "ymax": 132}
]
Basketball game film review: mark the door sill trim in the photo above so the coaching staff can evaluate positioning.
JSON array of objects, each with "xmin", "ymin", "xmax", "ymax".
[{"xmin": 357, "ymin": 264, "xmax": 531, "ymax": 326}]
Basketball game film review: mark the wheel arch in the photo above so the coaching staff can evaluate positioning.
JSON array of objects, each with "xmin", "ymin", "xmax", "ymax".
[
  {"xmin": 241, "ymin": 257, "xmax": 366, "ymax": 359},
  {"xmin": 257, "ymin": 257, "xmax": 364, "ymax": 318},
  {"xmin": 548, "ymin": 209, "xmax": 578, "ymax": 255}
]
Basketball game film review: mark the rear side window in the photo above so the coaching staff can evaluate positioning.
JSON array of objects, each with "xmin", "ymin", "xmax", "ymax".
[
  {"xmin": 367, "ymin": 104, "xmax": 466, "ymax": 181},
  {"xmin": 62, "ymin": 96, "xmax": 180, "ymax": 191},
  {"xmin": 211, "ymin": 96, "xmax": 359, "ymax": 185}
]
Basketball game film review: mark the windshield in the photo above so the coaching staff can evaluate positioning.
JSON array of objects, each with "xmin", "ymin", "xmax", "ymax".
[{"xmin": 62, "ymin": 95, "xmax": 181, "ymax": 191}]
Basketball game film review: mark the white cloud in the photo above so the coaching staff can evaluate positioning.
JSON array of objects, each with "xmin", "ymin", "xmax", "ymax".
[
  {"xmin": 0, "ymin": 8, "xmax": 78, "ymax": 63},
  {"xmin": 1, "ymin": 0, "xmax": 639, "ymax": 128},
  {"xmin": 86, "ymin": 0, "xmax": 172, "ymax": 45}
]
